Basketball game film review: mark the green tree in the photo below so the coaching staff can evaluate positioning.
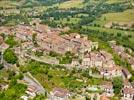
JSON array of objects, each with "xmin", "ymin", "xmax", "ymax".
[
  {"xmin": 5, "ymin": 35, "xmax": 17, "ymax": 47},
  {"xmin": 32, "ymin": 33, "xmax": 38, "ymax": 46},
  {"xmin": 0, "ymin": 64, "xmax": 4, "ymax": 70},
  {"xmin": 3, "ymin": 49, "xmax": 18, "ymax": 64},
  {"xmin": 113, "ymin": 77, "xmax": 123, "ymax": 95}
]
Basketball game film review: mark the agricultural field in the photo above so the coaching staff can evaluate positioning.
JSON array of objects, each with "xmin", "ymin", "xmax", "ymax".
[
  {"xmin": 54, "ymin": 0, "xmax": 85, "ymax": 9},
  {"xmin": 55, "ymin": 18, "xmax": 81, "ymax": 24},
  {"xmin": 0, "ymin": 0, "xmax": 18, "ymax": 9},
  {"xmin": 106, "ymin": 0, "xmax": 126, "ymax": 4},
  {"xmin": 94, "ymin": 8, "xmax": 134, "ymax": 27}
]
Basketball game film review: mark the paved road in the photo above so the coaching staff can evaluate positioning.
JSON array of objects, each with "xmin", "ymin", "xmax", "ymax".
[{"xmin": 24, "ymin": 72, "xmax": 46, "ymax": 94}]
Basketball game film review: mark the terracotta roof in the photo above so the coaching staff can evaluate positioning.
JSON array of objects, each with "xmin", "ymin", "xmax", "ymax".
[
  {"xmin": 0, "ymin": 26, "xmax": 12, "ymax": 34},
  {"xmin": 52, "ymin": 87, "xmax": 69, "ymax": 98},
  {"xmin": 100, "ymin": 95, "xmax": 110, "ymax": 100},
  {"xmin": 98, "ymin": 67, "xmax": 119, "ymax": 72},
  {"xmin": 15, "ymin": 25, "xmax": 33, "ymax": 36},
  {"xmin": 120, "ymin": 53, "xmax": 131, "ymax": 60},
  {"xmin": 0, "ymin": 43, "xmax": 9, "ymax": 50},
  {"xmin": 122, "ymin": 68, "xmax": 131, "ymax": 77},
  {"xmin": 100, "ymin": 50, "xmax": 113, "ymax": 61},
  {"xmin": 112, "ymin": 45, "xmax": 124, "ymax": 54},
  {"xmin": 123, "ymin": 79, "xmax": 132, "ymax": 87},
  {"xmin": 27, "ymin": 85, "xmax": 36, "ymax": 93},
  {"xmin": 128, "ymin": 58, "xmax": 134, "ymax": 65},
  {"xmin": 123, "ymin": 88, "xmax": 134, "ymax": 94}
]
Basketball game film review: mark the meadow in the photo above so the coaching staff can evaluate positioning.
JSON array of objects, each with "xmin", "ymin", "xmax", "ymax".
[
  {"xmin": 94, "ymin": 8, "xmax": 134, "ymax": 26},
  {"xmin": 54, "ymin": 0, "xmax": 84, "ymax": 9}
]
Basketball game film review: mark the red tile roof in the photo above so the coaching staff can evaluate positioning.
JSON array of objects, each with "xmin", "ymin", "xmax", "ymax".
[
  {"xmin": 100, "ymin": 95, "xmax": 110, "ymax": 100},
  {"xmin": 123, "ymin": 88, "xmax": 134, "ymax": 94},
  {"xmin": 52, "ymin": 87, "xmax": 69, "ymax": 98}
]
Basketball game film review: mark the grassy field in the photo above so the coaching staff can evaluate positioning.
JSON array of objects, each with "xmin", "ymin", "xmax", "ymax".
[
  {"xmin": 0, "ymin": 0, "xmax": 18, "ymax": 8},
  {"xmin": 20, "ymin": 61, "xmax": 103, "ymax": 92},
  {"xmin": 94, "ymin": 8, "xmax": 134, "ymax": 26},
  {"xmin": 83, "ymin": 26, "xmax": 134, "ymax": 44},
  {"xmin": 106, "ymin": 0, "xmax": 126, "ymax": 4},
  {"xmin": 83, "ymin": 26, "xmax": 134, "ymax": 36},
  {"xmin": 54, "ymin": 0, "xmax": 84, "ymax": 9},
  {"xmin": 55, "ymin": 18, "xmax": 81, "ymax": 24}
]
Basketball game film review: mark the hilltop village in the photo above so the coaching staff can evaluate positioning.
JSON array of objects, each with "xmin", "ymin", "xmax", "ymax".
[{"xmin": 0, "ymin": 22, "xmax": 134, "ymax": 100}]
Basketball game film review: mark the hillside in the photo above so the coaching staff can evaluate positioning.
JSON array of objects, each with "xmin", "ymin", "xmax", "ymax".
[{"xmin": 0, "ymin": 0, "xmax": 134, "ymax": 100}]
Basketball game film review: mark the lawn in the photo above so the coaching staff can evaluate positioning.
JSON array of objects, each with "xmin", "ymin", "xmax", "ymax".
[{"xmin": 94, "ymin": 8, "xmax": 134, "ymax": 26}]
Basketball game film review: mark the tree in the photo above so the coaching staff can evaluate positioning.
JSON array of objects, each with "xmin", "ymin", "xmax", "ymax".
[
  {"xmin": 32, "ymin": 33, "xmax": 38, "ymax": 46},
  {"xmin": 5, "ymin": 35, "xmax": 17, "ymax": 47},
  {"xmin": 0, "ymin": 64, "xmax": 4, "ymax": 70},
  {"xmin": 113, "ymin": 77, "xmax": 123, "ymax": 95},
  {"xmin": 117, "ymin": 33, "xmax": 121, "ymax": 37},
  {"xmin": 3, "ymin": 49, "xmax": 18, "ymax": 64}
]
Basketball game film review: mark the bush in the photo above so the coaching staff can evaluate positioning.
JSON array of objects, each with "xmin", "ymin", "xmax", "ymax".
[
  {"xmin": 113, "ymin": 77, "xmax": 123, "ymax": 95},
  {"xmin": 0, "ymin": 64, "xmax": 4, "ymax": 70},
  {"xmin": 3, "ymin": 49, "xmax": 18, "ymax": 64},
  {"xmin": 5, "ymin": 35, "xmax": 17, "ymax": 47}
]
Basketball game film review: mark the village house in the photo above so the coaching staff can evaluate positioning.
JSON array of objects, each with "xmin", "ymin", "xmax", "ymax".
[
  {"xmin": 98, "ymin": 66, "xmax": 122, "ymax": 79},
  {"xmin": 38, "ymin": 33, "xmax": 71, "ymax": 54},
  {"xmin": 62, "ymin": 33, "xmax": 98, "ymax": 53},
  {"xmin": 123, "ymin": 80, "xmax": 133, "ymax": 89},
  {"xmin": 122, "ymin": 68, "xmax": 132, "ymax": 79},
  {"xmin": 49, "ymin": 87, "xmax": 70, "ymax": 100},
  {"xmin": 82, "ymin": 50, "xmax": 115, "ymax": 69},
  {"xmin": 71, "ymin": 59, "xmax": 80, "ymax": 66},
  {"xmin": 21, "ymin": 42, "xmax": 34, "ymax": 50},
  {"xmin": 82, "ymin": 52, "xmax": 104, "ymax": 68},
  {"xmin": 0, "ymin": 26, "xmax": 13, "ymax": 36},
  {"xmin": 0, "ymin": 43, "xmax": 9, "ymax": 52},
  {"xmin": 21, "ymin": 85, "xmax": 37, "ymax": 100},
  {"xmin": 0, "ymin": 83, "xmax": 9, "ymax": 90},
  {"xmin": 100, "ymin": 51, "xmax": 113, "ymax": 61},
  {"xmin": 120, "ymin": 52, "xmax": 131, "ymax": 60},
  {"xmin": 26, "ymin": 85, "xmax": 37, "ymax": 98},
  {"xmin": 128, "ymin": 57, "xmax": 134, "ymax": 70},
  {"xmin": 35, "ymin": 24, "xmax": 50, "ymax": 33},
  {"xmin": 14, "ymin": 25, "xmax": 34, "ymax": 41},
  {"xmin": 100, "ymin": 95, "xmax": 110, "ymax": 100},
  {"xmin": 100, "ymin": 81, "xmax": 114, "ymax": 97},
  {"xmin": 112, "ymin": 45, "xmax": 125, "ymax": 55},
  {"xmin": 122, "ymin": 87, "xmax": 134, "ymax": 100},
  {"xmin": 82, "ymin": 57, "xmax": 92, "ymax": 67},
  {"xmin": 111, "ymin": 43, "xmax": 134, "ymax": 71}
]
